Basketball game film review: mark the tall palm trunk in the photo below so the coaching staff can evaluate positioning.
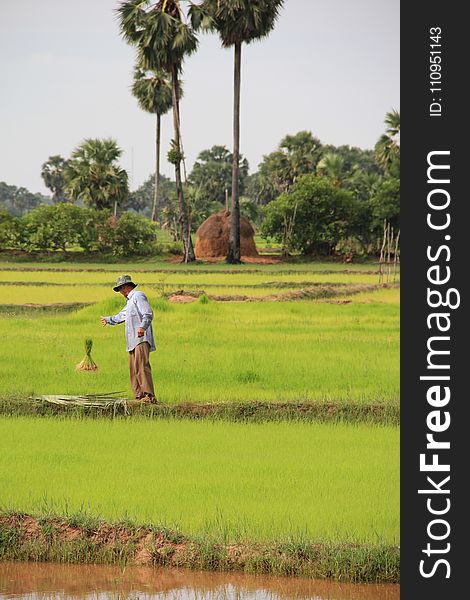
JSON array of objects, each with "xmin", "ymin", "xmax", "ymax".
[
  {"xmin": 171, "ymin": 65, "xmax": 195, "ymax": 263},
  {"xmin": 226, "ymin": 41, "xmax": 242, "ymax": 264},
  {"xmin": 151, "ymin": 112, "xmax": 161, "ymax": 222}
]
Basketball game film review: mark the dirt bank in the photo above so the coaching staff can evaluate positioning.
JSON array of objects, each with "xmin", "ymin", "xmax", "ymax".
[
  {"xmin": 0, "ymin": 398, "xmax": 400, "ymax": 425},
  {"xmin": 0, "ymin": 513, "xmax": 399, "ymax": 583}
]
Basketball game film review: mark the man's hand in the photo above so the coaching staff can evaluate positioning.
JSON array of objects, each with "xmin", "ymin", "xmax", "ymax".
[
  {"xmin": 137, "ymin": 327, "xmax": 145, "ymax": 337},
  {"xmin": 100, "ymin": 316, "xmax": 107, "ymax": 327}
]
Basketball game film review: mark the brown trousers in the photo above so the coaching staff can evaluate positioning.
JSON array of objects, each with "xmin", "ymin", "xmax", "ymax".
[{"xmin": 129, "ymin": 342, "xmax": 155, "ymax": 399}]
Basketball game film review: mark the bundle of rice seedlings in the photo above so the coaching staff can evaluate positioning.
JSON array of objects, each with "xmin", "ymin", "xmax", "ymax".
[{"xmin": 76, "ymin": 338, "xmax": 98, "ymax": 371}]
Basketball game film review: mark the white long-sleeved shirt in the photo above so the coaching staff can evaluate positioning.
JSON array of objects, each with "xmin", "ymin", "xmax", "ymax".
[{"xmin": 105, "ymin": 288, "xmax": 156, "ymax": 352}]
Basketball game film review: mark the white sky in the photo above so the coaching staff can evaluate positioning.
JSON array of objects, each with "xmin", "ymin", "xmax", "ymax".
[{"xmin": 0, "ymin": 0, "xmax": 399, "ymax": 195}]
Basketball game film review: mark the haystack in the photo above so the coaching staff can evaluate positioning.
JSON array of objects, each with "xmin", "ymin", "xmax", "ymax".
[{"xmin": 195, "ymin": 210, "xmax": 259, "ymax": 258}]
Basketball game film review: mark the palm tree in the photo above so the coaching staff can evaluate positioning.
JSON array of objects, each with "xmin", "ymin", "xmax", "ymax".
[
  {"xmin": 190, "ymin": 0, "xmax": 285, "ymax": 264},
  {"xmin": 41, "ymin": 155, "xmax": 69, "ymax": 203},
  {"xmin": 375, "ymin": 109, "xmax": 400, "ymax": 174},
  {"xmin": 316, "ymin": 152, "xmax": 345, "ymax": 187},
  {"xmin": 132, "ymin": 66, "xmax": 174, "ymax": 222},
  {"xmin": 118, "ymin": 0, "xmax": 198, "ymax": 263},
  {"xmin": 64, "ymin": 138, "xmax": 128, "ymax": 210},
  {"xmin": 279, "ymin": 131, "xmax": 323, "ymax": 185}
]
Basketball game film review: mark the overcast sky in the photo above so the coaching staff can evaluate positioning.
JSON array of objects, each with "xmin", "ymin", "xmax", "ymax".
[{"xmin": 0, "ymin": 0, "xmax": 399, "ymax": 195}]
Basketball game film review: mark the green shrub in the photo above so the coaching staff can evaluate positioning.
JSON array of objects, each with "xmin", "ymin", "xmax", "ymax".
[
  {"xmin": 19, "ymin": 204, "xmax": 98, "ymax": 252},
  {"xmin": 0, "ymin": 208, "xmax": 15, "ymax": 248},
  {"xmin": 2, "ymin": 204, "xmax": 158, "ymax": 257},
  {"xmin": 110, "ymin": 212, "xmax": 157, "ymax": 256},
  {"xmin": 261, "ymin": 175, "xmax": 357, "ymax": 256},
  {"xmin": 369, "ymin": 177, "xmax": 400, "ymax": 234}
]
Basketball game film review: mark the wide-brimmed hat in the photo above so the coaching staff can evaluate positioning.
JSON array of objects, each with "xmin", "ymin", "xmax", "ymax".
[{"xmin": 113, "ymin": 274, "xmax": 137, "ymax": 292}]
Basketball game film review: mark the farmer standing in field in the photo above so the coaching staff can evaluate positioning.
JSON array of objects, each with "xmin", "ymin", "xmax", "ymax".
[{"xmin": 101, "ymin": 275, "xmax": 156, "ymax": 403}]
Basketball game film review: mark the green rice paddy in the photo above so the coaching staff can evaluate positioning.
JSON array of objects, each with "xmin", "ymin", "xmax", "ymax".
[
  {"xmin": 0, "ymin": 259, "xmax": 400, "ymax": 577},
  {"xmin": 0, "ymin": 265, "xmax": 394, "ymax": 304},
  {"xmin": 0, "ymin": 269, "xmax": 383, "ymax": 285},
  {"xmin": 0, "ymin": 259, "xmax": 381, "ymax": 272},
  {"xmin": 0, "ymin": 283, "xmax": 386, "ymax": 303},
  {"xmin": 0, "ymin": 417, "xmax": 399, "ymax": 545},
  {"xmin": 0, "ymin": 296, "xmax": 398, "ymax": 403}
]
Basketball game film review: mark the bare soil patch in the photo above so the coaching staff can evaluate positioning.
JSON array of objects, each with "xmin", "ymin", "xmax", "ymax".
[{"xmin": 166, "ymin": 254, "xmax": 281, "ymax": 265}]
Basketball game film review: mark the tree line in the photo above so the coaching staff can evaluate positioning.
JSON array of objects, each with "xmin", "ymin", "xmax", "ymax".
[
  {"xmin": 128, "ymin": 118, "xmax": 399, "ymax": 258},
  {"xmin": 1, "ymin": 0, "xmax": 399, "ymax": 260},
  {"xmin": 0, "ymin": 112, "xmax": 399, "ymax": 259}
]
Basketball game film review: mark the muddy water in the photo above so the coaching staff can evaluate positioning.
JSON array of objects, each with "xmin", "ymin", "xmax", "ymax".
[{"xmin": 0, "ymin": 562, "xmax": 399, "ymax": 600}]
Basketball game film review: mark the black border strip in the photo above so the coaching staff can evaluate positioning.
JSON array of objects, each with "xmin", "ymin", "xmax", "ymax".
[{"xmin": 401, "ymin": 2, "xmax": 467, "ymax": 596}]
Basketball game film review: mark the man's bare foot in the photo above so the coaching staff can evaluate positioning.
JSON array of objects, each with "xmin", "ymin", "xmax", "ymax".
[{"xmin": 140, "ymin": 394, "xmax": 157, "ymax": 404}]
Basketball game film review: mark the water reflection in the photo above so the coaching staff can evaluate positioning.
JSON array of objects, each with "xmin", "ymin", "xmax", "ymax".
[{"xmin": 0, "ymin": 562, "xmax": 399, "ymax": 600}]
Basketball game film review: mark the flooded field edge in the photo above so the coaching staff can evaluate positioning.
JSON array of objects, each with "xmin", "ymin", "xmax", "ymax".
[
  {"xmin": 0, "ymin": 513, "xmax": 399, "ymax": 584},
  {"xmin": 0, "ymin": 561, "xmax": 400, "ymax": 600}
]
